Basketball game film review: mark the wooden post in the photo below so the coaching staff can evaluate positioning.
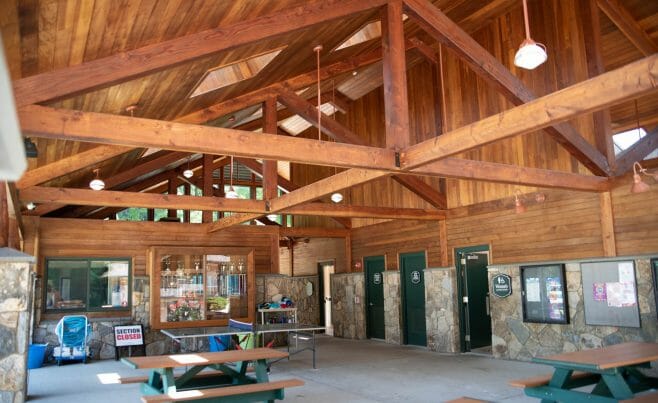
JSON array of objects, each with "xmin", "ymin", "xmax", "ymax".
[
  {"xmin": 202, "ymin": 154, "xmax": 214, "ymax": 223},
  {"xmin": 599, "ymin": 192, "xmax": 617, "ymax": 257},
  {"xmin": 439, "ymin": 219, "xmax": 448, "ymax": 266},
  {"xmin": 0, "ymin": 182, "xmax": 8, "ymax": 247},
  {"xmin": 382, "ymin": 0, "xmax": 411, "ymax": 151},
  {"xmin": 183, "ymin": 183, "xmax": 191, "ymax": 223},
  {"xmin": 167, "ymin": 173, "xmax": 178, "ymax": 219},
  {"xmin": 263, "ymin": 97, "xmax": 279, "ymax": 202}
]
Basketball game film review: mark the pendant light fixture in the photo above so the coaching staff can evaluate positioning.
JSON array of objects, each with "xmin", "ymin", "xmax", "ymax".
[
  {"xmin": 514, "ymin": 0, "xmax": 547, "ymax": 70},
  {"xmin": 183, "ymin": 156, "xmax": 194, "ymax": 178},
  {"xmin": 225, "ymin": 155, "xmax": 239, "ymax": 199},
  {"xmin": 89, "ymin": 168, "xmax": 105, "ymax": 191}
]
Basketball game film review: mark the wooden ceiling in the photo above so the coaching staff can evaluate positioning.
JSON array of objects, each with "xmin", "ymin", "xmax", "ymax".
[{"xmin": 3, "ymin": 0, "xmax": 658, "ymax": 226}]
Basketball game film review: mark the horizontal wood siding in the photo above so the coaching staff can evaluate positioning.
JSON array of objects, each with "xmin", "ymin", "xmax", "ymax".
[
  {"xmin": 611, "ymin": 182, "xmax": 658, "ymax": 255},
  {"xmin": 351, "ymin": 220, "xmax": 442, "ymax": 271},
  {"xmin": 279, "ymin": 238, "xmax": 346, "ymax": 275},
  {"xmin": 24, "ymin": 217, "xmax": 279, "ymax": 276}
]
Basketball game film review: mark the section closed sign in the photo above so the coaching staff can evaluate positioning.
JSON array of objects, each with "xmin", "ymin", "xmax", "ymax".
[
  {"xmin": 114, "ymin": 324, "xmax": 144, "ymax": 347},
  {"xmin": 492, "ymin": 274, "xmax": 512, "ymax": 298}
]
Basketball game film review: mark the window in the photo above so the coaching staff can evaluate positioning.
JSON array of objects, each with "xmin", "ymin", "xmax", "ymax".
[
  {"xmin": 612, "ymin": 127, "xmax": 658, "ymax": 159},
  {"xmin": 46, "ymin": 258, "xmax": 131, "ymax": 312},
  {"xmin": 116, "ymin": 208, "xmax": 147, "ymax": 221}
]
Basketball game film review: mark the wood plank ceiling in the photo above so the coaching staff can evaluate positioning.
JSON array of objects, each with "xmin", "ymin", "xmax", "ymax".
[{"xmin": 2, "ymin": 0, "xmax": 658, "ymax": 227}]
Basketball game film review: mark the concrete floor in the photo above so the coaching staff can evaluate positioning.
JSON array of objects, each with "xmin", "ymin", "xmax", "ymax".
[{"xmin": 27, "ymin": 336, "xmax": 550, "ymax": 402}]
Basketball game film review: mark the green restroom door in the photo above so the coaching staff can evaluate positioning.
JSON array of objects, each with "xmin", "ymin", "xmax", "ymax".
[
  {"xmin": 463, "ymin": 251, "xmax": 491, "ymax": 350},
  {"xmin": 365, "ymin": 256, "xmax": 385, "ymax": 339},
  {"xmin": 400, "ymin": 252, "xmax": 427, "ymax": 347}
]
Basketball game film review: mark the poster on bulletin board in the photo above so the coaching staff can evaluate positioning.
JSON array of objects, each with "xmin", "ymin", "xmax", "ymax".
[{"xmin": 581, "ymin": 260, "xmax": 640, "ymax": 328}]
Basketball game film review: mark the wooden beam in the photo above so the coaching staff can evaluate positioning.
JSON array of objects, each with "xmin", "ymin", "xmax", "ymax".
[
  {"xmin": 13, "ymin": 0, "xmax": 388, "ymax": 107},
  {"xmin": 286, "ymin": 203, "xmax": 445, "ymax": 220},
  {"xmin": 262, "ymin": 98, "xmax": 279, "ymax": 201},
  {"xmin": 408, "ymin": 37, "xmax": 438, "ymax": 64},
  {"xmin": 19, "ymin": 105, "xmax": 397, "ymax": 171},
  {"xmin": 615, "ymin": 127, "xmax": 658, "ymax": 175},
  {"xmin": 403, "ymin": 0, "xmax": 611, "ymax": 176},
  {"xmin": 277, "ymin": 88, "xmax": 446, "ymax": 207},
  {"xmin": 580, "ymin": 0, "xmax": 616, "ymax": 170},
  {"xmin": 209, "ymin": 169, "xmax": 389, "ymax": 232},
  {"xmin": 19, "ymin": 186, "xmax": 266, "ymax": 213},
  {"xmin": 382, "ymin": 1, "xmax": 411, "ymax": 151},
  {"xmin": 599, "ymin": 191, "xmax": 617, "ymax": 257},
  {"xmin": 401, "ymin": 54, "xmax": 658, "ymax": 171},
  {"xmin": 6, "ymin": 183, "xmax": 24, "ymax": 243},
  {"xmin": 16, "ymin": 145, "xmax": 133, "ymax": 189},
  {"xmin": 596, "ymin": 0, "xmax": 658, "ymax": 56},
  {"xmin": 412, "ymin": 158, "xmax": 609, "ymax": 192},
  {"xmin": 279, "ymin": 227, "xmax": 350, "ymax": 238}
]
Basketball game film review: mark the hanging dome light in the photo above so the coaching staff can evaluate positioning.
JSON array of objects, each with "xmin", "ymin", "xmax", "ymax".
[
  {"xmin": 330, "ymin": 192, "xmax": 343, "ymax": 203},
  {"xmin": 183, "ymin": 169, "xmax": 194, "ymax": 178},
  {"xmin": 514, "ymin": 0, "xmax": 547, "ymax": 70},
  {"xmin": 26, "ymin": 202, "xmax": 36, "ymax": 210},
  {"xmin": 89, "ymin": 168, "xmax": 105, "ymax": 191}
]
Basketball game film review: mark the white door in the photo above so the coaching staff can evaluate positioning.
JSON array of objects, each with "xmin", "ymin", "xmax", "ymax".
[{"xmin": 322, "ymin": 263, "xmax": 335, "ymax": 336}]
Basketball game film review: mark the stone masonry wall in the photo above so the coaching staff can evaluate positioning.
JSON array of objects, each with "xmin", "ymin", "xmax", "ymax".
[
  {"xmin": 332, "ymin": 273, "xmax": 366, "ymax": 339},
  {"xmin": 255, "ymin": 274, "xmax": 320, "ymax": 325},
  {"xmin": 0, "ymin": 250, "xmax": 34, "ymax": 403},
  {"xmin": 489, "ymin": 257, "xmax": 658, "ymax": 361},
  {"xmin": 383, "ymin": 271, "xmax": 401, "ymax": 344},
  {"xmin": 425, "ymin": 268, "xmax": 459, "ymax": 353}
]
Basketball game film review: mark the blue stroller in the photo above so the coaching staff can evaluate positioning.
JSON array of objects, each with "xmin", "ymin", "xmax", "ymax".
[{"xmin": 54, "ymin": 315, "xmax": 92, "ymax": 365}]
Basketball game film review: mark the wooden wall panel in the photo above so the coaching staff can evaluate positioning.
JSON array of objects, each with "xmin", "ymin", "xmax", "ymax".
[
  {"xmin": 611, "ymin": 180, "xmax": 658, "ymax": 256},
  {"xmin": 280, "ymin": 238, "xmax": 346, "ymax": 276},
  {"xmin": 351, "ymin": 220, "xmax": 442, "ymax": 271},
  {"xmin": 24, "ymin": 217, "xmax": 279, "ymax": 277}
]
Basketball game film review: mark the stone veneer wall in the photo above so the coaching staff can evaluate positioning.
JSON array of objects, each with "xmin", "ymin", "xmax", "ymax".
[
  {"xmin": 255, "ymin": 274, "xmax": 320, "ymax": 324},
  {"xmin": 424, "ymin": 268, "xmax": 459, "ymax": 353},
  {"xmin": 332, "ymin": 273, "xmax": 366, "ymax": 339},
  {"xmin": 382, "ymin": 271, "xmax": 401, "ymax": 344},
  {"xmin": 0, "ymin": 249, "xmax": 34, "ymax": 403},
  {"xmin": 489, "ymin": 257, "xmax": 658, "ymax": 361}
]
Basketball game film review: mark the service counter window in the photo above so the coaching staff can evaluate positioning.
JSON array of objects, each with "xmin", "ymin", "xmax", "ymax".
[{"xmin": 45, "ymin": 258, "xmax": 131, "ymax": 312}]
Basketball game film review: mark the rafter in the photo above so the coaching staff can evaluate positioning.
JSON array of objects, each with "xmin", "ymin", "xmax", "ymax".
[
  {"xmin": 403, "ymin": 0, "xmax": 611, "ymax": 176},
  {"xmin": 402, "ymin": 54, "xmax": 658, "ymax": 170},
  {"xmin": 597, "ymin": 0, "xmax": 658, "ymax": 56},
  {"xmin": 16, "ymin": 145, "xmax": 133, "ymax": 189},
  {"xmin": 13, "ymin": 0, "xmax": 388, "ymax": 107},
  {"xmin": 19, "ymin": 105, "xmax": 397, "ymax": 171}
]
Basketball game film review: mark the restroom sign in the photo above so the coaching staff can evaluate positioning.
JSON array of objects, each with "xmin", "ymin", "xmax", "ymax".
[
  {"xmin": 492, "ymin": 274, "xmax": 512, "ymax": 298},
  {"xmin": 373, "ymin": 272, "xmax": 382, "ymax": 285},
  {"xmin": 411, "ymin": 270, "xmax": 421, "ymax": 284}
]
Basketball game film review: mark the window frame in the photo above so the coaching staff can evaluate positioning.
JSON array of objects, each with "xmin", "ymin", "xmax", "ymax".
[{"xmin": 44, "ymin": 257, "xmax": 132, "ymax": 314}]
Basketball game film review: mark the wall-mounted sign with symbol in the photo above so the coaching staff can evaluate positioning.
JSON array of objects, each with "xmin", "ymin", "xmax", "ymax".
[
  {"xmin": 373, "ymin": 272, "xmax": 382, "ymax": 285},
  {"xmin": 411, "ymin": 270, "xmax": 421, "ymax": 285},
  {"xmin": 492, "ymin": 274, "xmax": 512, "ymax": 298}
]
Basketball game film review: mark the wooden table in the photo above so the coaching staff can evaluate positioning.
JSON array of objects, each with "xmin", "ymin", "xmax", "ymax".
[
  {"xmin": 524, "ymin": 342, "xmax": 658, "ymax": 402},
  {"xmin": 121, "ymin": 348, "xmax": 288, "ymax": 396}
]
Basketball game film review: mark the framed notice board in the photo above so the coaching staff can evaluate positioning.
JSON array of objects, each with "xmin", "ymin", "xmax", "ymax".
[
  {"xmin": 581, "ymin": 260, "xmax": 640, "ymax": 328},
  {"xmin": 520, "ymin": 264, "xmax": 569, "ymax": 324},
  {"xmin": 651, "ymin": 258, "xmax": 658, "ymax": 319}
]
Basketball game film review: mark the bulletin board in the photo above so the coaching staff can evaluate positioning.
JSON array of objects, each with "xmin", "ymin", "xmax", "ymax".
[
  {"xmin": 520, "ymin": 264, "xmax": 569, "ymax": 324},
  {"xmin": 581, "ymin": 260, "xmax": 640, "ymax": 328},
  {"xmin": 651, "ymin": 259, "xmax": 658, "ymax": 319}
]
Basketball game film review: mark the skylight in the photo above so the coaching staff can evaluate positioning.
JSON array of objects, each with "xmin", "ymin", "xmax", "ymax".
[
  {"xmin": 334, "ymin": 15, "xmax": 408, "ymax": 52},
  {"xmin": 613, "ymin": 127, "xmax": 646, "ymax": 155},
  {"xmin": 190, "ymin": 47, "xmax": 284, "ymax": 97},
  {"xmin": 279, "ymin": 103, "xmax": 337, "ymax": 135}
]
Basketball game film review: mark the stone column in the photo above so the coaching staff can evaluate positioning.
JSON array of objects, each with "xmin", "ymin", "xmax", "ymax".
[
  {"xmin": 0, "ymin": 248, "xmax": 35, "ymax": 403},
  {"xmin": 383, "ymin": 271, "xmax": 401, "ymax": 344},
  {"xmin": 424, "ymin": 267, "xmax": 459, "ymax": 352}
]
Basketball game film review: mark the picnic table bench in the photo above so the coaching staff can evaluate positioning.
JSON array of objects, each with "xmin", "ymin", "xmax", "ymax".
[{"xmin": 121, "ymin": 347, "xmax": 304, "ymax": 403}]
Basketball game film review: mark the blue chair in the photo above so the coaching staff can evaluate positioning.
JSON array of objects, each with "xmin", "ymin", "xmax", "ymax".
[{"xmin": 54, "ymin": 315, "xmax": 92, "ymax": 365}]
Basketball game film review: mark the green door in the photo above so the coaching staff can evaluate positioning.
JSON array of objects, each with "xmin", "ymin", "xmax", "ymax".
[
  {"xmin": 365, "ymin": 256, "xmax": 385, "ymax": 339},
  {"xmin": 400, "ymin": 252, "xmax": 427, "ymax": 346},
  {"xmin": 459, "ymin": 250, "xmax": 491, "ymax": 350}
]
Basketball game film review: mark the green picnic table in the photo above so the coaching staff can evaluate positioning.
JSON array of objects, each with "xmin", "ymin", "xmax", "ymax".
[{"xmin": 516, "ymin": 342, "xmax": 658, "ymax": 402}]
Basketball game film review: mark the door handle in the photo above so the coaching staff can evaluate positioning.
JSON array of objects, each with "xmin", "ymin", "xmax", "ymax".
[{"xmin": 485, "ymin": 294, "xmax": 490, "ymax": 316}]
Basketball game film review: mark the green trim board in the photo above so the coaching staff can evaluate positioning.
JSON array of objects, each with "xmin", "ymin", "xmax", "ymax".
[
  {"xmin": 652, "ymin": 258, "xmax": 658, "ymax": 320},
  {"xmin": 581, "ymin": 260, "xmax": 640, "ymax": 328}
]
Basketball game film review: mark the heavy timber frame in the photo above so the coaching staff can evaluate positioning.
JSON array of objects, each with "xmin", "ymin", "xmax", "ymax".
[{"xmin": 10, "ymin": 0, "xmax": 658, "ymax": 233}]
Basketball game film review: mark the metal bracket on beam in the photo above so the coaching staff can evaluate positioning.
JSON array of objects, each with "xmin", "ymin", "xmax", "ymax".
[
  {"xmin": 265, "ymin": 200, "xmax": 271, "ymax": 211},
  {"xmin": 395, "ymin": 152, "xmax": 401, "ymax": 168}
]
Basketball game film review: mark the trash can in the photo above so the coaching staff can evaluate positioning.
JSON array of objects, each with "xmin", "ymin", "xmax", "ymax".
[{"xmin": 27, "ymin": 344, "xmax": 47, "ymax": 369}]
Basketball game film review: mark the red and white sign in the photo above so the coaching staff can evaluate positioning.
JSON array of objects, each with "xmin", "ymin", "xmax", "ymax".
[{"xmin": 114, "ymin": 325, "xmax": 144, "ymax": 347}]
